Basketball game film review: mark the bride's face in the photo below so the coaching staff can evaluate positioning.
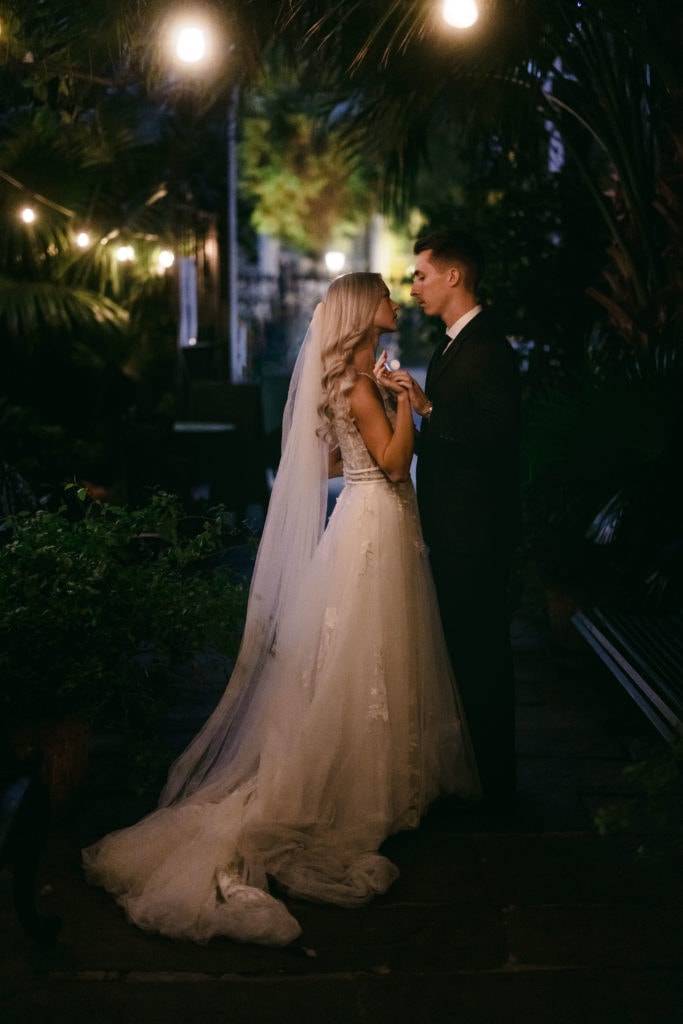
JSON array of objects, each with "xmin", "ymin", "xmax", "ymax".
[{"xmin": 373, "ymin": 289, "xmax": 399, "ymax": 334}]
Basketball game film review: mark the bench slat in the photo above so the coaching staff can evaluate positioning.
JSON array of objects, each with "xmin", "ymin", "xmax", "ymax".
[
  {"xmin": 572, "ymin": 607, "xmax": 683, "ymax": 744},
  {"xmin": 592, "ymin": 609, "xmax": 683, "ymax": 715}
]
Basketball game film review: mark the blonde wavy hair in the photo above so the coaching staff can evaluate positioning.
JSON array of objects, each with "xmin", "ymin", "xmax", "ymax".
[{"xmin": 317, "ymin": 272, "xmax": 386, "ymax": 441}]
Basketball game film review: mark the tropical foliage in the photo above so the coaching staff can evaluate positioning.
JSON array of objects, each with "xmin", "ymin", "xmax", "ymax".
[
  {"xmin": 241, "ymin": 85, "xmax": 376, "ymax": 253},
  {"xmin": 0, "ymin": 1, "xmax": 227, "ymax": 489},
  {"xmin": 278, "ymin": 0, "xmax": 683, "ymax": 365}
]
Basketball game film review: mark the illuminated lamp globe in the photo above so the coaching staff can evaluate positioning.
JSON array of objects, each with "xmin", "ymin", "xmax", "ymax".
[
  {"xmin": 175, "ymin": 25, "xmax": 207, "ymax": 64},
  {"xmin": 442, "ymin": 0, "xmax": 479, "ymax": 29},
  {"xmin": 325, "ymin": 251, "xmax": 346, "ymax": 274}
]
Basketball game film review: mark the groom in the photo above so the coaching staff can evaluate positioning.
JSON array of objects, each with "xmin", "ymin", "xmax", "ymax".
[{"xmin": 407, "ymin": 229, "xmax": 521, "ymax": 807}]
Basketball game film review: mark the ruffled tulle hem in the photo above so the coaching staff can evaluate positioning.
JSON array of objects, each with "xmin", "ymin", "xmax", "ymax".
[{"xmin": 83, "ymin": 824, "xmax": 402, "ymax": 946}]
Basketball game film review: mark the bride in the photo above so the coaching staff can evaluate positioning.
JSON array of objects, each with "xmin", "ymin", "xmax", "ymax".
[{"xmin": 83, "ymin": 272, "xmax": 479, "ymax": 947}]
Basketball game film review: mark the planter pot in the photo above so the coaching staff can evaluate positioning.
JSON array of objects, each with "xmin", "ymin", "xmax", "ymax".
[{"xmin": 8, "ymin": 716, "xmax": 91, "ymax": 821}]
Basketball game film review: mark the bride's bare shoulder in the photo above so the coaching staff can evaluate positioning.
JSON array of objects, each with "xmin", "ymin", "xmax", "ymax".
[{"xmin": 349, "ymin": 373, "xmax": 383, "ymax": 413}]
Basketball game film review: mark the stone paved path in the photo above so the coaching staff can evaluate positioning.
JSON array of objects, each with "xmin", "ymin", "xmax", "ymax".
[{"xmin": 2, "ymin": 592, "xmax": 683, "ymax": 1023}]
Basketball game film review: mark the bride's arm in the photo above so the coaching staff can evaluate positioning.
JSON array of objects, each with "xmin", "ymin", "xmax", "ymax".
[{"xmin": 349, "ymin": 375, "xmax": 413, "ymax": 482}]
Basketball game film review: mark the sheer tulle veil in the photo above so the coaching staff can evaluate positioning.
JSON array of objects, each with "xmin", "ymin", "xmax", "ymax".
[{"xmin": 159, "ymin": 302, "xmax": 329, "ymax": 806}]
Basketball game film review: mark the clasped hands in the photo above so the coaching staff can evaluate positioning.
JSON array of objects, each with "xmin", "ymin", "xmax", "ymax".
[{"xmin": 373, "ymin": 350, "xmax": 432, "ymax": 418}]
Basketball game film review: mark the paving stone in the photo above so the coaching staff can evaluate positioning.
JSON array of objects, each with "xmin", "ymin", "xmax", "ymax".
[
  {"xmin": 4, "ymin": 968, "xmax": 683, "ymax": 1024},
  {"xmin": 474, "ymin": 833, "xmax": 683, "ymax": 906},
  {"xmin": 508, "ymin": 903, "xmax": 683, "ymax": 969},
  {"xmin": 291, "ymin": 901, "xmax": 508, "ymax": 972},
  {"xmin": 378, "ymin": 830, "xmax": 489, "ymax": 903}
]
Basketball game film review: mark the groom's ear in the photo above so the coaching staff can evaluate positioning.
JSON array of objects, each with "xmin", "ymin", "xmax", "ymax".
[{"xmin": 447, "ymin": 267, "xmax": 461, "ymax": 288}]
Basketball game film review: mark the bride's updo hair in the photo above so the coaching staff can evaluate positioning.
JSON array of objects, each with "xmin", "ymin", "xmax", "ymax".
[{"xmin": 318, "ymin": 272, "xmax": 385, "ymax": 438}]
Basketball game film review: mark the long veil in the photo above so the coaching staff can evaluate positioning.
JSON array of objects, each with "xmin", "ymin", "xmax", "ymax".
[{"xmin": 159, "ymin": 302, "xmax": 329, "ymax": 806}]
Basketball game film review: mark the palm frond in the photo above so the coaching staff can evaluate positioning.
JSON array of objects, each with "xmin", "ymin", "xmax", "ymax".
[{"xmin": 0, "ymin": 275, "xmax": 128, "ymax": 339}]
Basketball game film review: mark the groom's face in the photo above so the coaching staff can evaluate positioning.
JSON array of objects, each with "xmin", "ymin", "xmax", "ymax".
[{"xmin": 411, "ymin": 250, "xmax": 456, "ymax": 321}]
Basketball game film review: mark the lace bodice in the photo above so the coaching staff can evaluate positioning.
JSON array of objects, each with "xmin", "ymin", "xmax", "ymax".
[{"xmin": 332, "ymin": 381, "xmax": 394, "ymax": 482}]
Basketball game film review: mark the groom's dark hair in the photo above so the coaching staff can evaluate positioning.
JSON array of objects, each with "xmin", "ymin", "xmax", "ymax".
[{"xmin": 414, "ymin": 230, "xmax": 485, "ymax": 293}]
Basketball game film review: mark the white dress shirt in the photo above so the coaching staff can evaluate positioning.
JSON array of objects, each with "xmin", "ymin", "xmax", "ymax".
[{"xmin": 443, "ymin": 305, "xmax": 483, "ymax": 354}]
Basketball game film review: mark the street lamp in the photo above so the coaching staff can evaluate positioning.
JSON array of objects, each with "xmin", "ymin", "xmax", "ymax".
[
  {"xmin": 173, "ymin": 19, "xmax": 241, "ymax": 381},
  {"xmin": 325, "ymin": 250, "xmax": 346, "ymax": 275}
]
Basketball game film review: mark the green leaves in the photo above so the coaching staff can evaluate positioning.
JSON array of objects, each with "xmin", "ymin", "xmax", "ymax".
[
  {"xmin": 0, "ymin": 276, "xmax": 128, "ymax": 337},
  {"xmin": 0, "ymin": 492, "xmax": 247, "ymax": 728}
]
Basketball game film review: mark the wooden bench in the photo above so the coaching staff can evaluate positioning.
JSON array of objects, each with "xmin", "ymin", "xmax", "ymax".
[{"xmin": 572, "ymin": 606, "xmax": 683, "ymax": 743}]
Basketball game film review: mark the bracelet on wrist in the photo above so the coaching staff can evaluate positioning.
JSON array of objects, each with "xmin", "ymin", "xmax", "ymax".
[{"xmin": 423, "ymin": 403, "xmax": 433, "ymax": 420}]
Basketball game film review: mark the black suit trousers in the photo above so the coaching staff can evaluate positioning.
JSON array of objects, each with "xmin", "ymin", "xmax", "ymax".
[{"xmin": 428, "ymin": 543, "xmax": 516, "ymax": 803}]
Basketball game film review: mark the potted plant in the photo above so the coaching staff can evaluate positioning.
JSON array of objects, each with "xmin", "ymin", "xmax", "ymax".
[{"xmin": 0, "ymin": 489, "xmax": 248, "ymax": 814}]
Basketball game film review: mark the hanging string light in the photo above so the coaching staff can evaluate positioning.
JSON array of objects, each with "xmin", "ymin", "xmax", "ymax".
[
  {"xmin": 175, "ymin": 25, "xmax": 207, "ymax": 64},
  {"xmin": 442, "ymin": 0, "xmax": 479, "ymax": 29},
  {"xmin": 158, "ymin": 249, "xmax": 175, "ymax": 269},
  {"xmin": 3, "ymin": 161, "xmax": 176, "ymax": 283}
]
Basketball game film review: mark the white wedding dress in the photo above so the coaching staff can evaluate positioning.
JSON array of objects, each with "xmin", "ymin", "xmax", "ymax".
[{"xmin": 83, "ymin": 385, "xmax": 478, "ymax": 947}]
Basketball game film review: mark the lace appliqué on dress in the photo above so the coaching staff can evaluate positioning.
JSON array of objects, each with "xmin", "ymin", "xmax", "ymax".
[
  {"xmin": 359, "ymin": 539, "xmax": 373, "ymax": 575},
  {"xmin": 368, "ymin": 644, "xmax": 389, "ymax": 722},
  {"xmin": 301, "ymin": 606, "xmax": 338, "ymax": 696}
]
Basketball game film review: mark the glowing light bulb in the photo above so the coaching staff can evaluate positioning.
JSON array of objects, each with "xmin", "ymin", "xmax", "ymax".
[
  {"xmin": 76, "ymin": 231, "xmax": 91, "ymax": 248},
  {"xmin": 325, "ymin": 251, "xmax": 345, "ymax": 274},
  {"xmin": 116, "ymin": 245, "xmax": 135, "ymax": 262},
  {"xmin": 20, "ymin": 206, "xmax": 36, "ymax": 224},
  {"xmin": 175, "ymin": 25, "xmax": 207, "ymax": 63},
  {"xmin": 442, "ymin": 0, "xmax": 479, "ymax": 29},
  {"xmin": 158, "ymin": 249, "xmax": 175, "ymax": 269}
]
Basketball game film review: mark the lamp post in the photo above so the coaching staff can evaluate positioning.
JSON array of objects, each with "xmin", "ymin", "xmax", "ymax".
[
  {"xmin": 226, "ymin": 83, "xmax": 242, "ymax": 382},
  {"xmin": 174, "ymin": 21, "xmax": 241, "ymax": 381}
]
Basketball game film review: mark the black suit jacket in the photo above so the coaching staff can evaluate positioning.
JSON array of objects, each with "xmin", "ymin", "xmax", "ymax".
[{"xmin": 416, "ymin": 308, "xmax": 521, "ymax": 560}]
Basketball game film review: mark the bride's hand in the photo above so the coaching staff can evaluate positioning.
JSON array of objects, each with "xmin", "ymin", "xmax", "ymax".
[
  {"xmin": 380, "ymin": 373, "xmax": 411, "ymax": 397},
  {"xmin": 373, "ymin": 350, "xmax": 389, "ymax": 384},
  {"xmin": 374, "ymin": 352, "xmax": 411, "ymax": 394}
]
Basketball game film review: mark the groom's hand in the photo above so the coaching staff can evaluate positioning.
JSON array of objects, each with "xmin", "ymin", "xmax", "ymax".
[
  {"xmin": 373, "ymin": 355, "xmax": 431, "ymax": 416},
  {"xmin": 405, "ymin": 378, "xmax": 431, "ymax": 417},
  {"xmin": 386, "ymin": 372, "xmax": 431, "ymax": 417}
]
